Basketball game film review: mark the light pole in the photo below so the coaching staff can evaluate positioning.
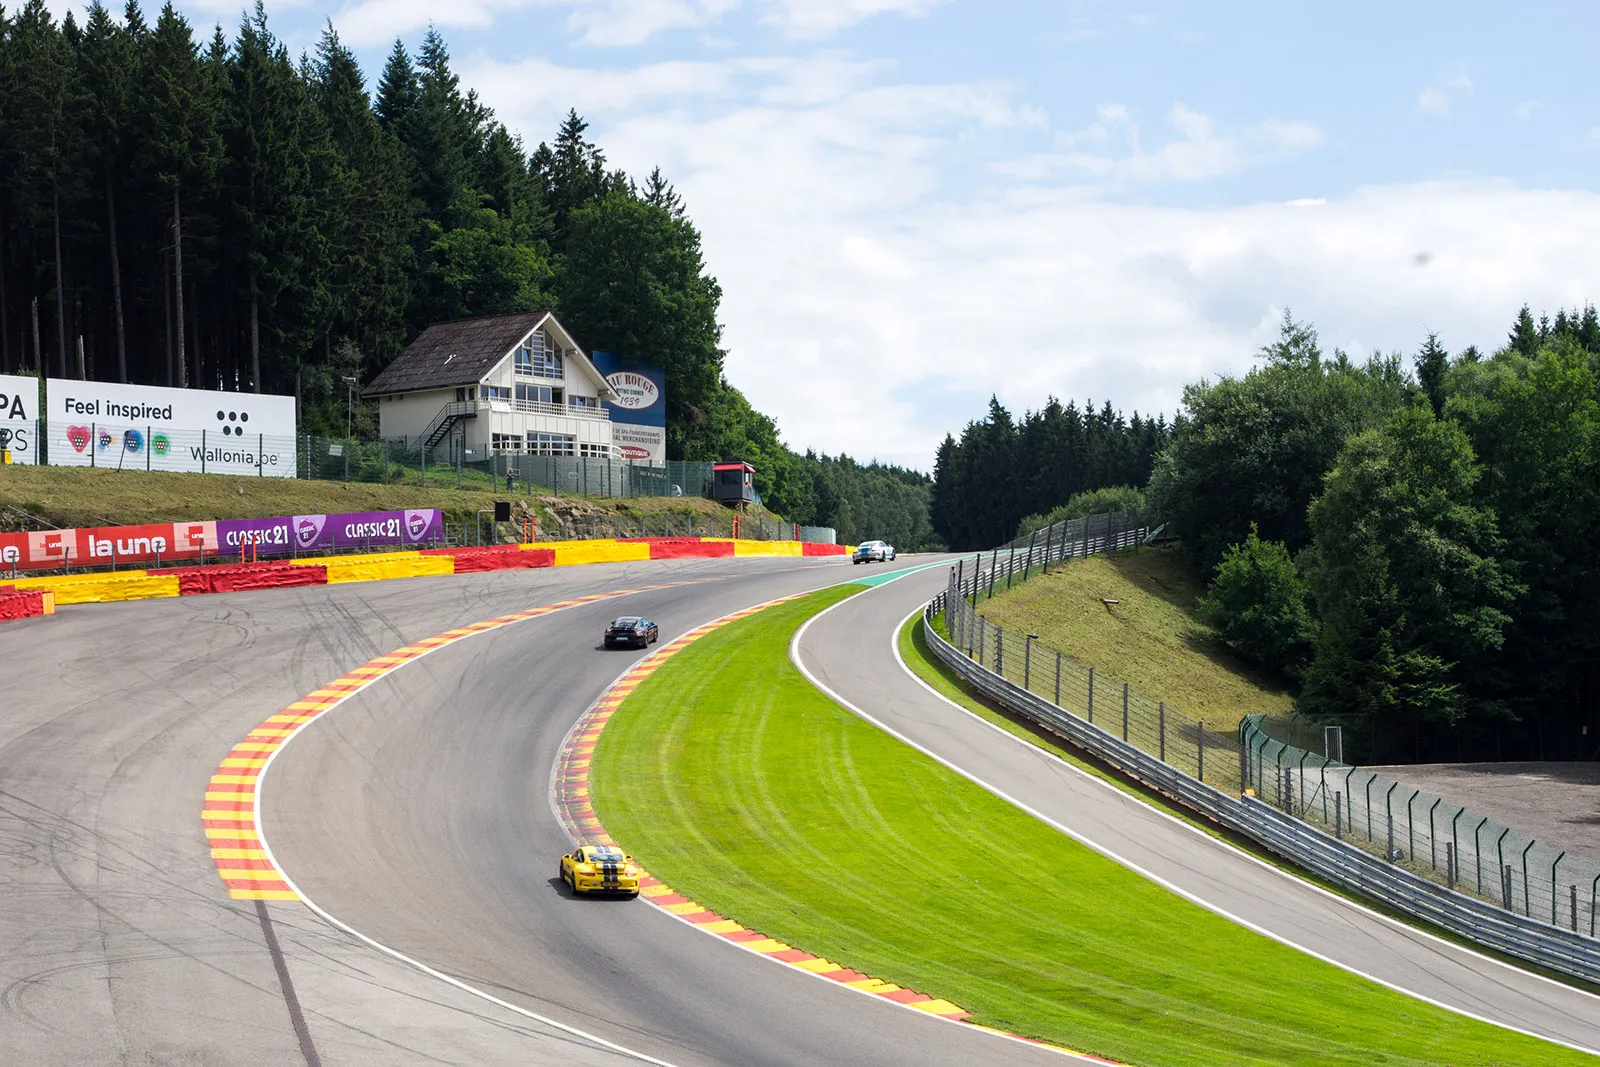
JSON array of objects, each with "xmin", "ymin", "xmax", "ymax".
[{"xmin": 342, "ymin": 375, "xmax": 357, "ymax": 485}]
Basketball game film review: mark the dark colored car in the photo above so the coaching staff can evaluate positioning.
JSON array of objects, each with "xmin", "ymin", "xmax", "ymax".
[{"xmin": 604, "ymin": 616, "xmax": 660, "ymax": 649}]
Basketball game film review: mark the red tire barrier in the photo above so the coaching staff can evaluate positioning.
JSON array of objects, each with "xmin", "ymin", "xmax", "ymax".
[
  {"xmin": 0, "ymin": 589, "xmax": 49, "ymax": 622},
  {"xmin": 172, "ymin": 562, "xmax": 330, "ymax": 596},
  {"xmin": 421, "ymin": 546, "xmax": 556, "ymax": 572}
]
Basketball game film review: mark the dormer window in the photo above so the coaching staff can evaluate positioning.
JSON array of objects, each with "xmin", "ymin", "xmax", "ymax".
[{"xmin": 513, "ymin": 331, "xmax": 563, "ymax": 379}]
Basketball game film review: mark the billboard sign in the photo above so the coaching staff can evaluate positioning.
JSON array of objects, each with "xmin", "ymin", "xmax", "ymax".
[
  {"xmin": 216, "ymin": 509, "xmax": 442, "ymax": 554},
  {"xmin": 0, "ymin": 374, "xmax": 41, "ymax": 464},
  {"xmin": 0, "ymin": 510, "xmax": 443, "ymax": 571},
  {"xmin": 45, "ymin": 379, "xmax": 297, "ymax": 477},
  {"xmin": 590, "ymin": 351, "xmax": 666, "ymax": 462}
]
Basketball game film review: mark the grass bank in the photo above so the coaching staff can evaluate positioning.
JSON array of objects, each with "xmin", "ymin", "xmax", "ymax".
[
  {"xmin": 590, "ymin": 587, "xmax": 1586, "ymax": 1067},
  {"xmin": 976, "ymin": 547, "xmax": 1293, "ymax": 722},
  {"xmin": 0, "ymin": 463, "xmax": 763, "ymax": 536}
]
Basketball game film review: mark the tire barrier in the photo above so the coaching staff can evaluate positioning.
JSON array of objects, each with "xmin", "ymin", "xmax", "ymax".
[
  {"xmin": 0, "ymin": 536, "xmax": 858, "ymax": 618},
  {"xmin": 0, "ymin": 587, "xmax": 53, "ymax": 621}
]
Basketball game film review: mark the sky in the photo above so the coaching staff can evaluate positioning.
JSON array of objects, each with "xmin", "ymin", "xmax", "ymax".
[{"xmin": 48, "ymin": 1, "xmax": 1600, "ymax": 468}]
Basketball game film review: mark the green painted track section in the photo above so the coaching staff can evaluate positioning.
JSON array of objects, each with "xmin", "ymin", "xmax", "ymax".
[{"xmin": 589, "ymin": 587, "xmax": 1590, "ymax": 1067}]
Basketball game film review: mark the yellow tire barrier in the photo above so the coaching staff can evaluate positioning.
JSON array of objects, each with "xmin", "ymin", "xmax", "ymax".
[
  {"xmin": 288, "ymin": 551, "xmax": 456, "ymax": 584},
  {"xmin": 551, "ymin": 542, "xmax": 652, "ymax": 567},
  {"xmin": 732, "ymin": 541, "xmax": 804, "ymax": 558},
  {"xmin": 11, "ymin": 571, "xmax": 181, "ymax": 604}
]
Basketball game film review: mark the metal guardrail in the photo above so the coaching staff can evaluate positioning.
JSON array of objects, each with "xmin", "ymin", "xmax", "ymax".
[{"xmin": 924, "ymin": 559, "xmax": 1600, "ymax": 985}]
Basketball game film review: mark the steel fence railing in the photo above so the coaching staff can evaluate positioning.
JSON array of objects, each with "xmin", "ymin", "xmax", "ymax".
[
  {"xmin": 1242, "ymin": 715, "xmax": 1600, "ymax": 934},
  {"xmin": 922, "ymin": 530, "xmax": 1600, "ymax": 981}
]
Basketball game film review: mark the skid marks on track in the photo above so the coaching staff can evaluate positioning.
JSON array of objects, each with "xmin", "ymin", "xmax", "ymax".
[{"xmin": 203, "ymin": 588, "xmax": 673, "ymax": 900}]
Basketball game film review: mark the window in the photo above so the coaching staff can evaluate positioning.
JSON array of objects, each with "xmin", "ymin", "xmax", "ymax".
[
  {"xmin": 491, "ymin": 433, "xmax": 524, "ymax": 454},
  {"xmin": 568, "ymin": 395, "xmax": 599, "ymax": 411},
  {"xmin": 513, "ymin": 332, "xmax": 563, "ymax": 379},
  {"xmin": 515, "ymin": 383, "xmax": 554, "ymax": 405},
  {"xmin": 527, "ymin": 432, "xmax": 575, "ymax": 456},
  {"xmin": 580, "ymin": 443, "xmax": 610, "ymax": 458},
  {"xmin": 486, "ymin": 385, "xmax": 511, "ymax": 402}
]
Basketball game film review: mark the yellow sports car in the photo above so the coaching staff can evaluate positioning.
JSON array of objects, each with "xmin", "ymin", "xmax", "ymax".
[{"xmin": 559, "ymin": 844, "xmax": 641, "ymax": 897}]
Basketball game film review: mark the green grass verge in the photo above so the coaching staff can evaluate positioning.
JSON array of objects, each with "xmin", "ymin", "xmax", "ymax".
[
  {"xmin": 590, "ymin": 587, "xmax": 1589, "ymax": 1067},
  {"xmin": 976, "ymin": 548, "xmax": 1293, "ymax": 722}
]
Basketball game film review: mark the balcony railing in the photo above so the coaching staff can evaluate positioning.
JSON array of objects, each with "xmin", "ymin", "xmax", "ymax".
[{"xmin": 482, "ymin": 398, "xmax": 610, "ymax": 421}]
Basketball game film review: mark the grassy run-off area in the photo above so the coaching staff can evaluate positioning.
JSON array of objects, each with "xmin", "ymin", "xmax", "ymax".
[
  {"xmin": 977, "ymin": 547, "xmax": 1294, "ymax": 722},
  {"xmin": 589, "ymin": 585, "xmax": 1587, "ymax": 1067},
  {"xmin": 0, "ymin": 463, "xmax": 751, "ymax": 532}
]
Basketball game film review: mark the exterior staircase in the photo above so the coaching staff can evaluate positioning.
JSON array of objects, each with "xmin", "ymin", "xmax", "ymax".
[{"xmin": 414, "ymin": 401, "xmax": 477, "ymax": 454}]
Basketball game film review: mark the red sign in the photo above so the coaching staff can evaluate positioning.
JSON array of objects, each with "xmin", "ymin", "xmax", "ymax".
[{"xmin": 0, "ymin": 521, "xmax": 219, "ymax": 570}]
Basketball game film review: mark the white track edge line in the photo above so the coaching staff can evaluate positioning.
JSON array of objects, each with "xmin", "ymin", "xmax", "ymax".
[
  {"xmin": 784, "ymin": 590, "xmax": 1600, "ymax": 1058},
  {"xmin": 889, "ymin": 603, "xmax": 1600, "ymax": 1008},
  {"xmin": 252, "ymin": 588, "xmax": 691, "ymax": 1067},
  {"xmin": 543, "ymin": 585, "xmax": 1105, "ymax": 1065}
]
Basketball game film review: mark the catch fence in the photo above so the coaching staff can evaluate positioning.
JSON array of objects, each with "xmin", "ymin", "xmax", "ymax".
[
  {"xmin": 944, "ymin": 511, "xmax": 1244, "ymax": 795},
  {"xmin": 1243, "ymin": 715, "xmax": 1600, "ymax": 935}
]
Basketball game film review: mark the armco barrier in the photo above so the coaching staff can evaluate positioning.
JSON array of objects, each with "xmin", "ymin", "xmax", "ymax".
[{"xmin": 921, "ymin": 588, "xmax": 1600, "ymax": 985}]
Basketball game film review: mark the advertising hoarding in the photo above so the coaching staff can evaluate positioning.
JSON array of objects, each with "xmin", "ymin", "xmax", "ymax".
[
  {"xmin": 0, "ymin": 510, "xmax": 442, "ymax": 571},
  {"xmin": 45, "ymin": 378, "xmax": 297, "ymax": 477},
  {"xmin": 590, "ymin": 351, "xmax": 666, "ymax": 463},
  {"xmin": 0, "ymin": 374, "xmax": 41, "ymax": 464}
]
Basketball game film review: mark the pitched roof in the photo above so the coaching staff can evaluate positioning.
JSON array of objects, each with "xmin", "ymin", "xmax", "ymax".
[{"xmin": 364, "ymin": 311, "xmax": 560, "ymax": 396}]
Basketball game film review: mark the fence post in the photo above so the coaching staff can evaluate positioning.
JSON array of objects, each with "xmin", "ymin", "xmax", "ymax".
[
  {"xmin": 1197, "ymin": 721, "xmax": 1204, "ymax": 782},
  {"xmin": 996, "ymin": 629, "xmax": 1004, "ymax": 674},
  {"xmin": 1572, "ymin": 885, "xmax": 1579, "ymax": 933},
  {"xmin": 1084, "ymin": 666, "xmax": 1091, "ymax": 722},
  {"xmin": 988, "ymin": 550, "xmax": 998, "ymax": 599},
  {"xmin": 1552, "ymin": 852, "xmax": 1566, "ymax": 926},
  {"xmin": 1521, "ymin": 840, "xmax": 1535, "ymax": 917},
  {"xmin": 1427, "ymin": 798, "xmax": 1441, "ymax": 869},
  {"xmin": 1502, "ymin": 865, "xmax": 1513, "ymax": 910},
  {"xmin": 977, "ymin": 619, "xmax": 984, "ymax": 665},
  {"xmin": 1043, "ymin": 522, "xmax": 1053, "ymax": 575},
  {"xmin": 1334, "ymin": 792, "xmax": 1342, "ymax": 839},
  {"xmin": 1240, "ymin": 745, "xmax": 1249, "ymax": 796},
  {"xmin": 1158, "ymin": 702, "xmax": 1166, "ymax": 762},
  {"xmin": 1446, "ymin": 842, "xmax": 1455, "ymax": 890},
  {"xmin": 1122, "ymin": 683, "xmax": 1129, "ymax": 741},
  {"xmin": 1384, "ymin": 782, "xmax": 1399, "ymax": 852},
  {"xmin": 1285, "ymin": 767, "xmax": 1295, "ymax": 816},
  {"xmin": 1023, "ymin": 634, "xmax": 1032, "ymax": 689},
  {"xmin": 1407, "ymin": 791, "xmax": 1420, "ymax": 867}
]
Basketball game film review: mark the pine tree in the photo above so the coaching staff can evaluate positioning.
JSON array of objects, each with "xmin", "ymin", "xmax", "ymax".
[
  {"xmin": 78, "ymin": 2, "xmax": 135, "ymax": 379},
  {"xmin": 531, "ymin": 110, "xmax": 611, "ymax": 252},
  {"xmin": 139, "ymin": 2, "xmax": 219, "ymax": 387},
  {"xmin": 373, "ymin": 38, "xmax": 418, "ymax": 132},
  {"xmin": 1415, "ymin": 331, "xmax": 1448, "ymax": 417}
]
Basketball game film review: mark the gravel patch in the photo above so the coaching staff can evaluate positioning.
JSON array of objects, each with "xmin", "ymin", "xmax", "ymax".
[{"xmin": 1368, "ymin": 762, "xmax": 1600, "ymax": 867}]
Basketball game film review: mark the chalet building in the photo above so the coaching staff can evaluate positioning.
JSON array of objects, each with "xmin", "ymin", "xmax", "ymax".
[{"xmin": 365, "ymin": 311, "xmax": 618, "ymax": 459}]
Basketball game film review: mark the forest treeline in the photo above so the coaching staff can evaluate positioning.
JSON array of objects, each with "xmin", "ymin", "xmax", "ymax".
[
  {"xmin": 0, "ymin": 0, "xmax": 929, "ymax": 530},
  {"xmin": 1155, "ymin": 306, "xmax": 1600, "ymax": 763},
  {"xmin": 929, "ymin": 396, "xmax": 1169, "ymax": 549}
]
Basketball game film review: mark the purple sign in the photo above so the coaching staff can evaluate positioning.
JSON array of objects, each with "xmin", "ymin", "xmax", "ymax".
[{"xmin": 216, "ymin": 510, "xmax": 442, "ymax": 557}]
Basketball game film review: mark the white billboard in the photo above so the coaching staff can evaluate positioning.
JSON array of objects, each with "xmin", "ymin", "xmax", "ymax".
[
  {"xmin": 45, "ymin": 379, "xmax": 297, "ymax": 477},
  {"xmin": 0, "ymin": 374, "xmax": 41, "ymax": 465}
]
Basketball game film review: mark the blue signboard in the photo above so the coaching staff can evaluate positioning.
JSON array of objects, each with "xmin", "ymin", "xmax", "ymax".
[{"xmin": 591, "ymin": 351, "xmax": 666, "ymax": 462}]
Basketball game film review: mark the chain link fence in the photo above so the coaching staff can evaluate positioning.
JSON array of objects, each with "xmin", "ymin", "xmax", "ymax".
[{"xmin": 1242, "ymin": 715, "xmax": 1600, "ymax": 935}]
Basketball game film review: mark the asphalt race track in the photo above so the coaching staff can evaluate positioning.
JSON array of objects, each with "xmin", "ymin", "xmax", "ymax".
[
  {"xmin": 1, "ymin": 553, "xmax": 1064, "ymax": 1067},
  {"xmin": 792, "ymin": 567, "xmax": 1600, "ymax": 1055},
  {"xmin": 5, "ymin": 554, "xmax": 1599, "ymax": 1065}
]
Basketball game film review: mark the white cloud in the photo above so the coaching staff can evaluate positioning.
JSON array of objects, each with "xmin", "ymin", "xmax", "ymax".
[
  {"xmin": 1418, "ymin": 70, "xmax": 1473, "ymax": 117},
  {"xmin": 1515, "ymin": 99, "xmax": 1542, "ymax": 122},
  {"xmin": 758, "ymin": 0, "xmax": 949, "ymax": 39},
  {"xmin": 998, "ymin": 103, "xmax": 1323, "ymax": 186},
  {"xmin": 457, "ymin": 57, "xmax": 1599, "ymax": 467}
]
